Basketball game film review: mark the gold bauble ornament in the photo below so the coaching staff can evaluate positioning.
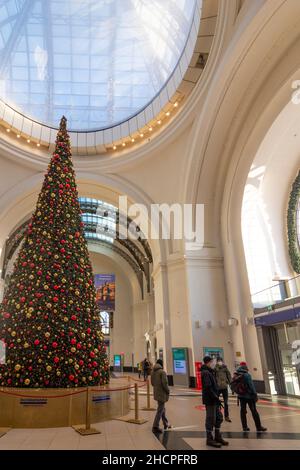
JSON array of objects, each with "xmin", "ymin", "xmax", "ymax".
[
  {"xmin": 46, "ymin": 365, "xmax": 52, "ymax": 372},
  {"xmin": 24, "ymin": 343, "xmax": 29, "ymax": 348},
  {"xmin": 44, "ymin": 285, "xmax": 49, "ymax": 290},
  {"xmin": 11, "ymin": 331, "xmax": 16, "ymax": 337},
  {"xmin": 45, "ymin": 332, "xmax": 50, "ymax": 338},
  {"xmin": 24, "ymin": 379, "xmax": 30, "ymax": 386},
  {"xmin": 56, "ymin": 371, "xmax": 61, "ymax": 376},
  {"xmin": 82, "ymin": 377, "xmax": 86, "ymax": 382},
  {"xmin": 14, "ymin": 364, "xmax": 21, "ymax": 371},
  {"xmin": 17, "ymin": 338, "xmax": 21, "ymax": 343},
  {"xmin": 37, "ymin": 326, "xmax": 41, "ymax": 331},
  {"xmin": 68, "ymin": 359, "xmax": 73, "ymax": 364},
  {"xmin": 64, "ymin": 317, "xmax": 68, "ymax": 322},
  {"xmin": 26, "ymin": 312, "xmax": 31, "ymax": 319},
  {"xmin": 71, "ymin": 347, "xmax": 76, "ymax": 353}
]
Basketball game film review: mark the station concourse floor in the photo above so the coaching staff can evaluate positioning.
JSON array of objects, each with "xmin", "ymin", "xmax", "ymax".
[{"xmin": 0, "ymin": 378, "xmax": 299, "ymax": 450}]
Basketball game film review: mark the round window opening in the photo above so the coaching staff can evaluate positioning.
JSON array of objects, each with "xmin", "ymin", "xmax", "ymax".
[{"xmin": 0, "ymin": 0, "xmax": 196, "ymax": 132}]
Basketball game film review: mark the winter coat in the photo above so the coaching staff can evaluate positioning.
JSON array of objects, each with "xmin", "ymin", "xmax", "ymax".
[
  {"xmin": 201, "ymin": 364, "xmax": 220, "ymax": 406},
  {"xmin": 215, "ymin": 364, "xmax": 232, "ymax": 390},
  {"xmin": 151, "ymin": 363, "xmax": 170, "ymax": 403},
  {"xmin": 236, "ymin": 365, "xmax": 257, "ymax": 400}
]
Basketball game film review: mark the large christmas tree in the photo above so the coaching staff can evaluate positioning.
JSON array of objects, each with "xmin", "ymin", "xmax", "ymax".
[{"xmin": 0, "ymin": 117, "xmax": 109, "ymax": 388}]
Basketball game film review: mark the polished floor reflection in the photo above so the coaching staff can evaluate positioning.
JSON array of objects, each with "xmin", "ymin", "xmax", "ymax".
[{"xmin": 0, "ymin": 384, "xmax": 299, "ymax": 450}]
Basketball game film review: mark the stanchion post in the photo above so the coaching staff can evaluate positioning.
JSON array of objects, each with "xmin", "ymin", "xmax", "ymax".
[
  {"xmin": 142, "ymin": 378, "xmax": 156, "ymax": 411},
  {"xmin": 72, "ymin": 387, "xmax": 101, "ymax": 435},
  {"xmin": 122, "ymin": 383, "xmax": 147, "ymax": 425}
]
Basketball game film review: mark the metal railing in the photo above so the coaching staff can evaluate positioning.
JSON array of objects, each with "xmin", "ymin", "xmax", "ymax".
[{"xmin": 251, "ymin": 274, "xmax": 300, "ymax": 310}]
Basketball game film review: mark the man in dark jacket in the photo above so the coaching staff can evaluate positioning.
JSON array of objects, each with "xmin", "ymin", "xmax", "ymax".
[
  {"xmin": 215, "ymin": 357, "xmax": 232, "ymax": 422},
  {"xmin": 151, "ymin": 359, "xmax": 171, "ymax": 433},
  {"xmin": 235, "ymin": 362, "xmax": 267, "ymax": 432},
  {"xmin": 201, "ymin": 356, "xmax": 228, "ymax": 447}
]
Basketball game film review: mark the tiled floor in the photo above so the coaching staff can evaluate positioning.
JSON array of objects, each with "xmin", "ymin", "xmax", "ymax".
[{"xmin": 0, "ymin": 383, "xmax": 299, "ymax": 450}]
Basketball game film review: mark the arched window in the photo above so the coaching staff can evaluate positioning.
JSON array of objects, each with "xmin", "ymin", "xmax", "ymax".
[{"xmin": 100, "ymin": 311, "xmax": 110, "ymax": 336}]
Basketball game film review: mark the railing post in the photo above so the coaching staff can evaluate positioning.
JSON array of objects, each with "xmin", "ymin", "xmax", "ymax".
[
  {"xmin": 73, "ymin": 387, "xmax": 101, "ymax": 435},
  {"xmin": 142, "ymin": 378, "xmax": 156, "ymax": 411}
]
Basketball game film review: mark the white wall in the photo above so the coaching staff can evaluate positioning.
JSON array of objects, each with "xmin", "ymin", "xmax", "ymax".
[{"xmin": 89, "ymin": 251, "xmax": 134, "ymax": 368}]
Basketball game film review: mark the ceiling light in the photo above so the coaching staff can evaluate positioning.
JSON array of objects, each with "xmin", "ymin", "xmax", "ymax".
[
  {"xmin": 122, "ymin": 142, "xmax": 126, "ymax": 147},
  {"xmin": 113, "ymin": 145, "xmax": 117, "ymax": 150},
  {"xmin": 27, "ymin": 139, "xmax": 31, "ymax": 143},
  {"xmin": 157, "ymin": 120, "xmax": 161, "ymax": 124},
  {"xmin": 6, "ymin": 128, "xmax": 10, "ymax": 132},
  {"xmin": 166, "ymin": 111, "xmax": 170, "ymax": 116},
  {"xmin": 149, "ymin": 127, "xmax": 153, "ymax": 132},
  {"xmin": 140, "ymin": 133, "xmax": 144, "ymax": 138},
  {"xmin": 17, "ymin": 134, "xmax": 21, "ymax": 138},
  {"xmin": 131, "ymin": 138, "xmax": 135, "ymax": 142},
  {"xmin": 37, "ymin": 143, "xmax": 40, "ymax": 147},
  {"xmin": 174, "ymin": 102, "xmax": 178, "ymax": 107}
]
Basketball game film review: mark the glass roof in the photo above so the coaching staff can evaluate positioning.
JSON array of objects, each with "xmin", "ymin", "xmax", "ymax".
[{"xmin": 0, "ymin": 0, "xmax": 196, "ymax": 131}]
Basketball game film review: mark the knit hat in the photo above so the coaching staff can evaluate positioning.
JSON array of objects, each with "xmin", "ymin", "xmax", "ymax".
[{"xmin": 240, "ymin": 362, "xmax": 247, "ymax": 366}]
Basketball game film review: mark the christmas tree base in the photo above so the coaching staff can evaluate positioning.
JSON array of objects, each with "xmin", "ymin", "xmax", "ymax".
[{"xmin": 0, "ymin": 381, "xmax": 129, "ymax": 428}]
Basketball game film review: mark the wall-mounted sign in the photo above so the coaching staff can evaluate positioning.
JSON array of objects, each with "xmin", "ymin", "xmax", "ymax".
[
  {"xmin": 95, "ymin": 274, "xmax": 115, "ymax": 310},
  {"xmin": 173, "ymin": 348, "xmax": 187, "ymax": 374},
  {"xmin": 114, "ymin": 355, "xmax": 121, "ymax": 367},
  {"xmin": 203, "ymin": 347, "xmax": 224, "ymax": 360}
]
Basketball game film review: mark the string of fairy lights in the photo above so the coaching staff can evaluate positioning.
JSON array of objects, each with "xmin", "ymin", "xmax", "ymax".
[{"xmin": 2, "ymin": 100, "xmax": 180, "ymax": 153}]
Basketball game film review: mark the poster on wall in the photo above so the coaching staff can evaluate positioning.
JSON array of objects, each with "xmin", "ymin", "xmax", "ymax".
[
  {"xmin": 203, "ymin": 347, "xmax": 224, "ymax": 360},
  {"xmin": 94, "ymin": 274, "xmax": 115, "ymax": 310}
]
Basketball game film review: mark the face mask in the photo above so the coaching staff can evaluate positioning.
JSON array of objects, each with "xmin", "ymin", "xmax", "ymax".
[{"xmin": 210, "ymin": 360, "xmax": 217, "ymax": 369}]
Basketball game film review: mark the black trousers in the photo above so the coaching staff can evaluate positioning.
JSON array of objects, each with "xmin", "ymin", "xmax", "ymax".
[
  {"xmin": 239, "ymin": 398, "xmax": 262, "ymax": 430},
  {"xmin": 218, "ymin": 388, "xmax": 229, "ymax": 418},
  {"xmin": 205, "ymin": 404, "xmax": 223, "ymax": 433}
]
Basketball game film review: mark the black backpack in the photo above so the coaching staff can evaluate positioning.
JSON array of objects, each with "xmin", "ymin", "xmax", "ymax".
[{"xmin": 230, "ymin": 372, "xmax": 248, "ymax": 396}]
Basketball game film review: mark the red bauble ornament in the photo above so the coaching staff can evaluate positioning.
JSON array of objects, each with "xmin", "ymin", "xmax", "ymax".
[
  {"xmin": 37, "ymin": 270, "xmax": 42, "ymax": 276},
  {"xmin": 90, "ymin": 351, "xmax": 95, "ymax": 358},
  {"xmin": 54, "ymin": 357, "xmax": 59, "ymax": 363},
  {"xmin": 60, "ymin": 248, "xmax": 65, "ymax": 253},
  {"xmin": 77, "ymin": 343, "xmax": 81, "ymax": 349},
  {"xmin": 69, "ymin": 374, "xmax": 75, "ymax": 381},
  {"xmin": 87, "ymin": 328, "xmax": 91, "ymax": 334},
  {"xmin": 34, "ymin": 339, "xmax": 40, "ymax": 346},
  {"xmin": 71, "ymin": 338, "xmax": 76, "ymax": 345},
  {"xmin": 93, "ymin": 370, "xmax": 99, "ymax": 377},
  {"xmin": 79, "ymin": 360, "xmax": 84, "ymax": 366},
  {"xmin": 71, "ymin": 315, "xmax": 77, "ymax": 321},
  {"xmin": 53, "ymin": 297, "xmax": 59, "ymax": 302},
  {"xmin": 52, "ymin": 342, "xmax": 58, "ymax": 348}
]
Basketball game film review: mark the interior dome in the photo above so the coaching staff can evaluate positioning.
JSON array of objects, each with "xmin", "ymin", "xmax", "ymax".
[{"xmin": 0, "ymin": 0, "xmax": 196, "ymax": 131}]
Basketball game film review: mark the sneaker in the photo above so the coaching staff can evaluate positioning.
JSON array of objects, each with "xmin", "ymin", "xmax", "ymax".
[
  {"xmin": 164, "ymin": 424, "xmax": 172, "ymax": 430},
  {"xmin": 225, "ymin": 417, "xmax": 232, "ymax": 422},
  {"xmin": 152, "ymin": 427, "xmax": 163, "ymax": 434},
  {"xmin": 257, "ymin": 427, "xmax": 267, "ymax": 433},
  {"xmin": 243, "ymin": 427, "xmax": 250, "ymax": 432}
]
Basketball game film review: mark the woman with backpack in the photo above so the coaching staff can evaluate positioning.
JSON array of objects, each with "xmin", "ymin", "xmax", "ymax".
[{"xmin": 231, "ymin": 362, "xmax": 267, "ymax": 433}]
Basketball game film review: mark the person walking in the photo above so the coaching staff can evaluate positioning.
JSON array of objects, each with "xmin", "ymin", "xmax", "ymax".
[
  {"xmin": 142, "ymin": 357, "xmax": 150, "ymax": 381},
  {"xmin": 215, "ymin": 357, "xmax": 232, "ymax": 422},
  {"xmin": 201, "ymin": 356, "xmax": 229, "ymax": 448},
  {"xmin": 137, "ymin": 362, "xmax": 142, "ymax": 379},
  {"xmin": 151, "ymin": 359, "xmax": 171, "ymax": 433},
  {"xmin": 232, "ymin": 362, "xmax": 267, "ymax": 433}
]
